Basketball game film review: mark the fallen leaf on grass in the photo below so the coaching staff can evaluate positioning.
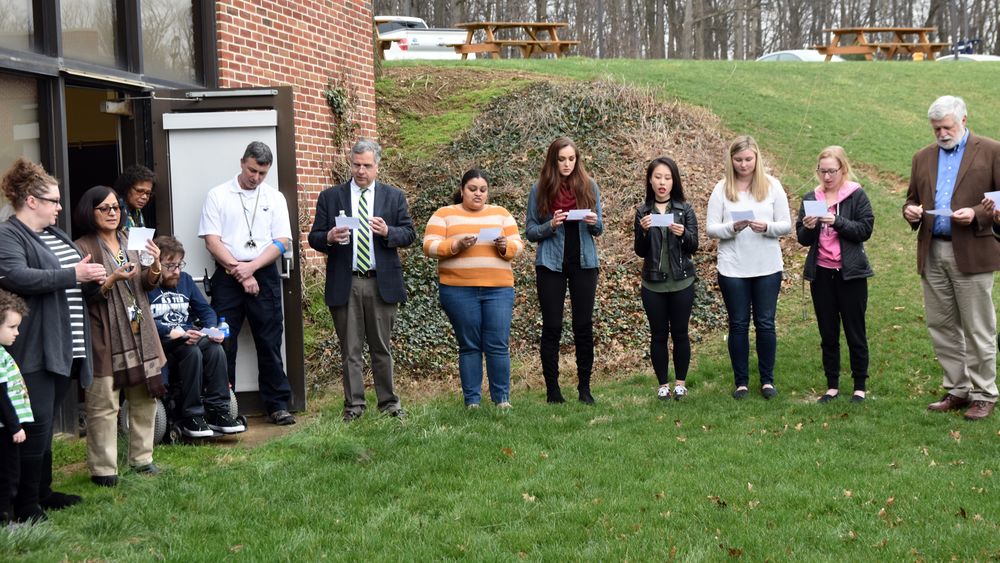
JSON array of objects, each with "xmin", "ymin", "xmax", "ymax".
[
  {"xmin": 748, "ymin": 500, "xmax": 760, "ymax": 509},
  {"xmin": 230, "ymin": 545, "xmax": 244, "ymax": 554},
  {"xmin": 708, "ymin": 495, "xmax": 728, "ymax": 508},
  {"xmin": 949, "ymin": 430, "xmax": 961, "ymax": 442},
  {"xmin": 676, "ymin": 435, "xmax": 687, "ymax": 443},
  {"xmin": 974, "ymin": 514, "xmax": 983, "ymax": 521},
  {"xmin": 983, "ymin": 469, "xmax": 993, "ymax": 477},
  {"xmin": 894, "ymin": 306, "xmax": 905, "ymax": 311},
  {"xmin": 747, "ymin": 482, "xmax": 753, "ymax": 491},
  {"xmin": 920, "ymin": 447, "xmax": 929, "ymax": 456},
  {"xmin": 501, "ymin": 447, "xmax": 515, "ymax": 459},
  {"xmin": 539, "ymin": 452, "xmax": 548, "ymax": 460},
  {"xmin": 522, "ymin": 492, "xmax": 536, "ymax": 502},
  {"xmin": 957, "ymin": 507, "xmax": 967, "ymax": 519},
  {"xmin": 655, "ymin": 491, "xmax": 665, "ymax": 500},
  {"xmin": 886, "ymin": 496, "xmax": 895, "ymax": 506},
  {"xmin": 843, "ymin": 490, "xmax": 854, "ymax": 498},
  {"xmin": 674, "ymin": 419, "xmax": 682, "ymax": 427},
  {"xmin": 794, "ymin": 422, "xmax": 803, "ymax": 431}
]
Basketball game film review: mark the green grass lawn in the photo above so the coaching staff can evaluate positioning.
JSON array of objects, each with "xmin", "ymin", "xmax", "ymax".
[{"xmin": 4, "ymin": 60, "xmax": 999, "ymax": 560}]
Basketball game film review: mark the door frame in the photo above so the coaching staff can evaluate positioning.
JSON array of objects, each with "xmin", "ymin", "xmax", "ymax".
[{"xmin": 148, "ymin": 86, "xmax": 305, "ymax": 414}]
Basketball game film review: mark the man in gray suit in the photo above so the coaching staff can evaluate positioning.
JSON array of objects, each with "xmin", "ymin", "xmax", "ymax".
[
  {"xmin": 308, "ymin": 139, "xmax": 415, "ymax": 421},
  {"xmin": 903, "ymin": 95, "xmax": 1000, "ymax": 421}
]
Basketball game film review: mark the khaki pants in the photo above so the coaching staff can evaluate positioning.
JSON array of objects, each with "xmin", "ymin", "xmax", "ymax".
[
  {"xmin": 922, "ymin": 240, "xmax": 999, "ymax": 402},
  {"xmin": 86, "ymin": 376, "xmax": 155, "ymax": 477},
  {"xmin": 331, "ymin": 276, "xmax": 400, "ymax": 415}
]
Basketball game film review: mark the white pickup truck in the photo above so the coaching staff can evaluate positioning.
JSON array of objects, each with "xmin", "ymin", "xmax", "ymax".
[{"xmin": 375, "ymin": 16, "xmax": 466, "ymax": 60}]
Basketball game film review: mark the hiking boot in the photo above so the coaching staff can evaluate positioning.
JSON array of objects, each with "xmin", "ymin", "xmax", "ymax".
[
  {"xmin": 180, "ymin": 416, "xmax": 213, "ymax": 438},
  {"xmin": 206, "ymin": 411, "xmax": 246, "ymax": 434}
]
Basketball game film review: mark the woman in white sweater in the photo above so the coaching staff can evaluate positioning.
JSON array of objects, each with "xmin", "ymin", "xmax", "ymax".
[{"xmin": 706, "ymin": 136, "xmax": 791, "ymax": 400}]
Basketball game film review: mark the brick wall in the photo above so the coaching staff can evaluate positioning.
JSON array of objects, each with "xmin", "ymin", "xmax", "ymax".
[{"xmin": 215, "ymin": 1, "xmax": 377, "ymax": 261}]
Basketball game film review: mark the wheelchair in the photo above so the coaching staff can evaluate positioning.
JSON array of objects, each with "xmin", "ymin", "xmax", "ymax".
[{"xmin": 119, "ymin": 358, "xmax": 247, "ymax": 444}]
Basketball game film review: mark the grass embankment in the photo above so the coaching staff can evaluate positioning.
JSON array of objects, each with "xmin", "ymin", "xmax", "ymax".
[{"xmin": 4, "ymin": 61, "xmax": 998, "ymax": 560}]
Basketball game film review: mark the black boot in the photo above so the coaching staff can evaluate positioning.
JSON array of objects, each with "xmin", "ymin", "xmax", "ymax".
[
  {"xmin": 38, "ymin": 449, "xmax": 82, "ymax": 511},
  {"xmin": 578, "ymin": 378, "xmax": 595, "ymax": 405},
  {"xmin": 13, "ymin": 455, "xmax": 47, "ymax": 524},
  {"xmin": 545, "ymin": 377, "xmax": 565, "ymax": 403}
]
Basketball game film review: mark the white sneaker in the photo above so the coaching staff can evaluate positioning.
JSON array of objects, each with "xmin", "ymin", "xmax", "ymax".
[
  {"xmin": 673, "ymin": 384, "xmax": 688, "ymax": 400},
  {"xmin": 657, "ymin": 385, "xmax": 671, "ymax": 400},
  {"xmin": 497, "ymin": 401, "xmax": 512, "ymax": 409}
]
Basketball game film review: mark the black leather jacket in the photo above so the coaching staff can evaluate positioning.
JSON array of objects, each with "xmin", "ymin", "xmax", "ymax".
[{"xmin": 634, "ymin": 200, "xmax": 699, "ymax": 282}]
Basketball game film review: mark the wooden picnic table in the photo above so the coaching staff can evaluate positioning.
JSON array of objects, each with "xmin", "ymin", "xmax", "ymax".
[
  {"xmin": 450, "ymin": 21, "xmax": 580, "ymax": 59},
  {"xmin": 813, "ymin": 27, "xmax": 950, "ymax": 61}
]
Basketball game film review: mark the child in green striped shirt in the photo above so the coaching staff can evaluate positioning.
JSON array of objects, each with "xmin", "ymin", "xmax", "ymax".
[{"xmin": 0, "ymin": 289, "xmax": 32, "ymax": 526}]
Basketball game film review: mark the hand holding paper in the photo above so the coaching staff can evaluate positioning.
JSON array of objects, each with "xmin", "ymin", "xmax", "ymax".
[
  {"xmin": 477, "ymin": 227, "xmax": 502, "ymax": 242},
  {"xmin": 803, "ymin": 200, "xmax": 830, "ymax": 218},
  {"xmin": 730, "ymin": 210, "xmax": 755, "ymax": 222},
  {"xmin": 336, "ymin": 215, "xmax": 362, "ymax": 230},
  {"xmin": 649, "ymin": 213, "xmax": 674, "ymax": 227},
  {"xmin": 566, "ymin": 209, "xmax": 592, "ymax": 221},
  {"xmin": 127, "ymin": 227, "xmax": 156, "ymax": 251}
]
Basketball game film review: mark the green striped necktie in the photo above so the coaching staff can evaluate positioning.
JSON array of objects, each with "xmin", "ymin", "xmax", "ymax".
[{"xmin": 357, "ymin": 187, "xmax": 371, "ymax": 273}]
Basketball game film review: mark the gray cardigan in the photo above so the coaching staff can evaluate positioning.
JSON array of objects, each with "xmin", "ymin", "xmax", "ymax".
[{"xmin": 0, "ymin": 217, "xmax": 94, "ymax": 388}]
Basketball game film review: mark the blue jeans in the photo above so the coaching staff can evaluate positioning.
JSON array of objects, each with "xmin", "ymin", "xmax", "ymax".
[
  {"xmin": 718, "ymin": 272, "xmax": 782, "ymax": 387},
  {"xmin": 439, "ymin": 285, "xmax": 515, "ymax": 405}
]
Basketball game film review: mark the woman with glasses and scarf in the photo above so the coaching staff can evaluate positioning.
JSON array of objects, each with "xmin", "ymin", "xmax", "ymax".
[{"xmin": 74, "ymin": 186, "xmax": 166, "ymax": 487}]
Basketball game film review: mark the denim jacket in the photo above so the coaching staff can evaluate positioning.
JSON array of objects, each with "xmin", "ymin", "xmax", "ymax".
[{"xmin": 525, "ymin": 179, "xmax": 604, "ymax": 271}]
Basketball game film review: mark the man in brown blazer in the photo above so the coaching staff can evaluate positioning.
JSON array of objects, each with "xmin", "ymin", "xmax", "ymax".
[{"xmin": 903, "ymin": 95, "xmax": 1000, "ymax": 421}]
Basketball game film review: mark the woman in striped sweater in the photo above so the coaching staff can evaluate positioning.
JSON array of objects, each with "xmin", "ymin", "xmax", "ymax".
[{"xmin": 423, "ymin": 169, "xmax": 524, "ymax": 408}]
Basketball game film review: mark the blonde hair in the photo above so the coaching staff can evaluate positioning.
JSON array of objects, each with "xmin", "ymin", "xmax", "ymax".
[
  {"xmin": 723, "ymin": 136, "xmax": 771, "ymax": 202},
  {"xmin": 815, "ymin": 145, "xmax": 855, "ymax": 187}
]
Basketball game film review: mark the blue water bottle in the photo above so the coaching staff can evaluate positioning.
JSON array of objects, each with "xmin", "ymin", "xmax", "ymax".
[{"xmin": 218, "ymin": 317, "xmax": 230, "ymax": 339}]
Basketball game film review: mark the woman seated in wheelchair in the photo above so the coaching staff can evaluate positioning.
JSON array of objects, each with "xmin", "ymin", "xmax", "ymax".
[{"xmin": 148, "ymin": 236, "xmax": 245, "ymax": 438}]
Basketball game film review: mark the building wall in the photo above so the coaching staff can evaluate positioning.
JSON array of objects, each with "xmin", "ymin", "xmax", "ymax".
[{"xmin": 214, "ymin": 0, "xmax": 377, "ymax": 258}]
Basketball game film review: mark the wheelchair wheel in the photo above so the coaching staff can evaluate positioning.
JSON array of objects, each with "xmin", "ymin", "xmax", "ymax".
[
  {"xmin": 166, "ymin": 423, "xmax": 183, "ymax": 445},
  {"xmin": 118, "ymin": 397, "xmax": 168, "ymax": 445}
]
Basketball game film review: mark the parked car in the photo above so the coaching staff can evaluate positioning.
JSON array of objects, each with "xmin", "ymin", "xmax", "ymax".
[
  {"xmin": 375, "ymin": 16, "xmax": 466, "ymax": 60},
  {"xmin": 756, "ymin": 49, "xmax": 844, "ymax": 62},
  {"xmin": 936, "ymin": 53, "xmax": 1000, "ymax": 62}
]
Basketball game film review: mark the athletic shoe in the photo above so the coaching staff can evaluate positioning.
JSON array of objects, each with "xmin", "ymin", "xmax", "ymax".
[
  {"xmin": 180, "ymin": 416, "xmax": 213, "ymax": 438},
  {"xmin": 657, "ymin": 385, "xmax": 671, "ymax": 400},
  {"xmin": 673, "ymin": 385, "xmax": 688, "ymax": 400},
  {"xmin": 497, "ymin": 401, "xmax": 513, "ymax": 409},
  {"xmin": 206, "ymin": 411, "xmax": 246, "ymax": 434}
]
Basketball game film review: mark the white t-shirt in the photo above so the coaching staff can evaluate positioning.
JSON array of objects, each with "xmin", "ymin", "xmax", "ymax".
[
  {"xmin": 197, "ymin": 175, "xmax": 293, "ymax": 262},
  {"xmin": 705, "ymin": 175, "xmax": 791, "ymax": 278}
]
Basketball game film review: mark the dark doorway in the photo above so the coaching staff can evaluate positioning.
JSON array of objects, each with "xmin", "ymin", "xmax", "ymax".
[{"xmin": 64, "ymin": 85, "xmax": 121, "ymax": 232}]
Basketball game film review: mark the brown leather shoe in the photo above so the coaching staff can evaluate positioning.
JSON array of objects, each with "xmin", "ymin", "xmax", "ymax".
[
  {"xmin": 964, "ymin": 400, "xmax": 996, "ymax": 421},
  {"xmin": 927, "ymin": 393, "xmax": 971, "ymax": 412}
]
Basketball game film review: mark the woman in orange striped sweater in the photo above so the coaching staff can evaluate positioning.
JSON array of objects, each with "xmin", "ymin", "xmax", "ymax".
[{"xmin": 423, "ymin": 170, "xmax": 524, "ymax": 408}]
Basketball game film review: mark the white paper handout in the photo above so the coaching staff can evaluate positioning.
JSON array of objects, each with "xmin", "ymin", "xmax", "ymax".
[
  {"xmin": 200, "ymin": 327, "xmax": 225, "ymax": 339},
  {"xmin": 565, "ymin": 209, "xmax": 592, "ymax": 221},
  {"xmin": 477, "ymin": 227, "xmax": 502, "ymax": 242},
  {"xmin": 336, "ymin": 215, "xmax": 362, "ymax": 230},
  {"xmin": 127, "ymin": 227, "xmax": 156, "ymax": 251},
  {"xmin": 984, "ymin": 191, "xmax": 1000, "ymax": 207},
  {"xmin": 650, "ymin": 213, "xmax": 674, "ymax": 227},
  {"xmin": 925, "ymin": 208, "xmax": 953, "ymax": 217},
  {"xmin": 803, "ymin": 200, "xmax": 830, "ymax": 217},
  {"xmin": 730, "ymin": 210, "xmax": 755, "ymax": 222}
]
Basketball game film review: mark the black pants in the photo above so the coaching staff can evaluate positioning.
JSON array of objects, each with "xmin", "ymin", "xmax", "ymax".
[
  {"xmin": 16, "ymin": 370, "xmax": 70, "ymax": 517},
  {"xmin": 0, "ymin": 428, "xmax": 19, "ymax": 520},
  {"xmin": 810, "ymin": 266, "xmax": 869, "ymax": 391},
  {"xmin": 536, "ymin": 265, "xmax": 599, "ymax": 389},
  {"xmin": 163, "ymin": 336, "xmax": 231, "ymax": 417},
  {"xmin": 211, "ymin": 263, "xmax": 291, "ymax": 413},
  {"xmin": 641, "ymin": 284, "xmax": 695, "ymax": 385}
]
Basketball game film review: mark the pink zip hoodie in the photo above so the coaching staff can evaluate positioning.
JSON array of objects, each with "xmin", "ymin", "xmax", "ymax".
[{"xmin": 815, "ymin": 181, "xmax": 861, "ymax": 269}]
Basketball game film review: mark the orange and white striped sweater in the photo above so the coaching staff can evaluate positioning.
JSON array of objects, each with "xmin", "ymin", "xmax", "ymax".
[{"xmin": 422, "ymin": 204, "xmax": 524, "ymax": 287}]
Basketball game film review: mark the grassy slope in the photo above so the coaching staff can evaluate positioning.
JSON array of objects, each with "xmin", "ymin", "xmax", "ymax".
[{"xmin": 5, "ymin": 61, "xmax": 999, "ymax": 561}]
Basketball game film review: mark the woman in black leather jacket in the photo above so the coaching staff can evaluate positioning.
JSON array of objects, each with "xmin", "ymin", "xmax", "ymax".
[{"xmin": 634, "ymin": 156, "xmax": 699, "ymax": 401}]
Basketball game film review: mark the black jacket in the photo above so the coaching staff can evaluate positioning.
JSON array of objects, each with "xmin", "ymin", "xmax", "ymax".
[
  {"xmin": 634, "ymin": 200, "xmax": 699, "ymax": 282},
  {"xmin": 796, "ymin": 188, "xmax": 874, "ymax": 281}
]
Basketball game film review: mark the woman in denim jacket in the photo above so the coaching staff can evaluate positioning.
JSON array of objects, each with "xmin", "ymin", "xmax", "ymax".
[
  {"xmin": 634, "ymin": 157, "xmax": 699, "ymax": 401},
  {"xmin": 526, "ymin": 137, "xmax": 603, "ymax": 404}
]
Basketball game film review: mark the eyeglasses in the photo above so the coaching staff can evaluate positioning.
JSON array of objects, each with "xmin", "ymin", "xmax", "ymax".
[
  {"xmin": 162, "ymin": 261, "xmax": 186, "ymax": 272},
  {"xmin": 34, "ymin": 195, "xmax": 62, "ymax": 206},
  {"xmin": 131, "ymin": 188, "xmax": 153, "ymax": 197},
  {"xmin": 817, "ymin": 168, "xmax": 841, "ymax": 176},
  {"xmin": 94, "ymin": 204, "xmax": 121, "ymax": 214}
]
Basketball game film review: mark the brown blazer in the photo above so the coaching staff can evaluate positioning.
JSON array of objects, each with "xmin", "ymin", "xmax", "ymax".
[{"xmin": 903, "ymin": 132, "xmax": 1000, "ymax": 275}]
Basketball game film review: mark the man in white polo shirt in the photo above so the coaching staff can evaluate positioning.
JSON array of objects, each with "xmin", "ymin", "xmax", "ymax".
[{"xmin": 198, "ymin": 141, "xmax": 295, "ymax": 425}]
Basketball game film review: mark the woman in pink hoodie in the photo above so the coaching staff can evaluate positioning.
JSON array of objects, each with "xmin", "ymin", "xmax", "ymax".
[{"xmin": 796, "ymin": 146, "xmax": 875, "ymax": 403}]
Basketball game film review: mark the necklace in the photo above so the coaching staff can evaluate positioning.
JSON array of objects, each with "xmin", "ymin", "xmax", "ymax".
[{"xmin": 239, "ymin": 187, "xmax": 262, "ymax": 249}]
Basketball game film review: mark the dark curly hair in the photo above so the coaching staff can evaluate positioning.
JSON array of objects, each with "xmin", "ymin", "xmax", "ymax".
[
  {"xmin": 113, "ymin": 164, "xmax": 155, "ymax": 200},
  {"xmin": 0, "ymin": 288, "xmax": 29, "ymax": 323}
]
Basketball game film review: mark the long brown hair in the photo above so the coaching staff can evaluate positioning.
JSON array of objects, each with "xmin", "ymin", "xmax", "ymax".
[{"xmin": 536, "ymin": 137, "xmax": 594, "ymax": 216}]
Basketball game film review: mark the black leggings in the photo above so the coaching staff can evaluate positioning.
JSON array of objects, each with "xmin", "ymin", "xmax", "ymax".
[
  {"xmin": 16, "ymin": 370, "xmax": 71, "ymax": 515},
  {"xmin": 536, "ymin": 265, "xmax": 599, "ymax": 388},
  {"xmin": 641, "ymin": 284, "xmax": 695, "ymax": 385}
]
